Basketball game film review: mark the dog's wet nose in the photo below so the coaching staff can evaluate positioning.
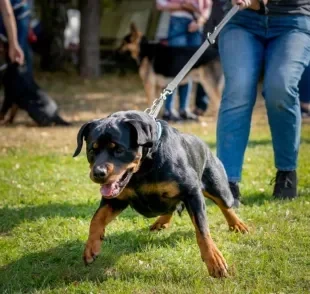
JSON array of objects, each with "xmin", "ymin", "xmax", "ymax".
[{"xmin": 93, "ymin": 165, "xmax": 107, "ymax": 179}]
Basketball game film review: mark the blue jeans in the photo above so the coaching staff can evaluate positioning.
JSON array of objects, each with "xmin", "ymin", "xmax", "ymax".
[
  {"xmin": 217, "ymin": 10, "xmax": 310, "ymax": 182},
  {"xmin": 165, "ymin": 16, "xmax": 204, "ymax": 112},
  {"xmin": 299, "ymin": 63, "xmax": 310, "ymax": 104}
]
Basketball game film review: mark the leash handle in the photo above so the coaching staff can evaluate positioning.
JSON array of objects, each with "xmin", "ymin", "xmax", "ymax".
[{"xmin": 145, "ymin": 5, "xmax": 240, "ymax": 118}]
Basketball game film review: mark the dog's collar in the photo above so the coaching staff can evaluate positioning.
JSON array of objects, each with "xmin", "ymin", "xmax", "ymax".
[{"xmin": 156, "ymin": 121, "xmax": 162, "ymax": 141}]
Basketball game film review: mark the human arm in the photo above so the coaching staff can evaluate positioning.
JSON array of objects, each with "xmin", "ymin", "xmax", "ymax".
[
  {"xmin": 232, "ymin": 0, "xmax": 268, "ymax": 11},
  {"xmin": 0, "ymin": 0, "xmax": 24, "ymax": 64},
  {"xmin": 156, "ymin": 0, "xmax": 184, "ymax": 11},
  {"xmin": 188, "ymin": 0, "xmax": 213, "ymax": 32}
]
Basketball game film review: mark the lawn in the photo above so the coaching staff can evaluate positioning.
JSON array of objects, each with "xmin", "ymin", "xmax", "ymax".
[{"xmin": 0, "ymin": 75, "xmax": 309, "ymax": 293}]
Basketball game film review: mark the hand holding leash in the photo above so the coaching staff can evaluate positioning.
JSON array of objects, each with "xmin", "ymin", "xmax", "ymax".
[
  {"xmin": 232, "ymin": 0, "xmax": 268, "ymax": 13},
  {"xmin": 8, "ymin": 42, "xmax": 24, "ymax": 65}
]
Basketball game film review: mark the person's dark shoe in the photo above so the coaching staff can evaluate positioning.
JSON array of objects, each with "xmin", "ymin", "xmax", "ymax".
[
  {"xmin": 162, "ymin": 110, "xmax": 180, "ymax": 122},
  {"xmin": 179, "ymin": 110, "xmax": 199, "ymax": 121},
  {"xmin": 193, "ymin": 108, "xmax": 206, "ymax": 117},
  {"xmin": 229, "ymin": 182, "xmax": 241, "ymax": 208},
  {"xmin": 272, "ymin": 170, "xmax": 297, "ymax": 199}
]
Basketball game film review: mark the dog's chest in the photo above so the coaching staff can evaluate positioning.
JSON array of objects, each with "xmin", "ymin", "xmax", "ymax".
[{"xmin": 121, "ymin": 181, "xmax": 181, "ymax": 218}]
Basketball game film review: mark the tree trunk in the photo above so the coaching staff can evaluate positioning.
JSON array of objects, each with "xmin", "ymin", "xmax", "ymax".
[
  {"xmin": 39, "ymin": 0, "xmax": 68, "ymax": 72},
  {"xmin": 79, "ymin": 0, "xmax": 101, "ymax": 78}
]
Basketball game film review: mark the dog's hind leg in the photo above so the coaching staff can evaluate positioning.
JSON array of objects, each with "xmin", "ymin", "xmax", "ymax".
[
  {"xmin": 202, "ymin": 154, "xmax": 248, "ymax": 233},
  {"xmin": 139, "ymin": 58, "xmax": 156, "ymax": 106},
  {"xmin": 150, "ymin": 214, "xmax": 173, "ymax": 231},
  {"xmin": 199, "ymin": 67, "xmax": 221, "ymax": 116},
  {"xmin": 143, "ymin": 81, "xmax": 156, "ymax": 107},
  {"xmin": 203, "ymin": 191, "xmax": 248, "ymax": 233}
]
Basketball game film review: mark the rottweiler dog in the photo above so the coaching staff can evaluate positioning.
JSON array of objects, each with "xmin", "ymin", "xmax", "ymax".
[{"xmin": 73, "ymin": 110, "xmax": 248, "ymax": 278}]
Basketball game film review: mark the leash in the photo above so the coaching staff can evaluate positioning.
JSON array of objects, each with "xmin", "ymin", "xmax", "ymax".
[{"xmin": 145, "ymin": 5, "xmax": 240, "ymax": 118}]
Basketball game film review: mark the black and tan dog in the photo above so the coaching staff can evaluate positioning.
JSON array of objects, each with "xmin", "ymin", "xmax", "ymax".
[
  {"xmin": 119, "ymin": 24, "xmax": 224, "ymax": 108},
  {"xmin": 73, "ymin": 110, "xmax": 248, "ymax": 278}
]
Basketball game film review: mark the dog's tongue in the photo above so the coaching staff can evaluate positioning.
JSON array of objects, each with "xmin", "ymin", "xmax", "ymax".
[{"xmin": 100, "ymin": 182, "xmax": 118, "ymax": 197}]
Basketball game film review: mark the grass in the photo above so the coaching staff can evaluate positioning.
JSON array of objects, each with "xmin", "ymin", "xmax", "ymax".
[{"xmin": 0, "ymin": 75, "xmax": 310, "ymax": 293}]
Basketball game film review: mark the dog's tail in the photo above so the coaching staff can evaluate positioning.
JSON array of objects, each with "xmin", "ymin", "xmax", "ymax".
[{"xmin": 53, "ymin": 114, "xmax": 71, "ymax": 126}]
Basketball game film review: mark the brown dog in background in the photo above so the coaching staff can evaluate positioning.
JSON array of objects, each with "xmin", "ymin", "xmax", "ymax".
[{"xmin": 119, "ymin": 24, "xmax": 224, "ymax": 110}]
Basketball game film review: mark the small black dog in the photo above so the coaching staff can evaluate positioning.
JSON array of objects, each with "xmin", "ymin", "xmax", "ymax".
[
  {"xmin": 73, "ymin": 111, "xmax": 248, "ymax": 278},
  {"xmin": 0, "ymin": 37, "xmax": 69, "ymax": 126},
  {"xmin": 0, "ymin": 63, "xmax": 70, "ymax": 126}
]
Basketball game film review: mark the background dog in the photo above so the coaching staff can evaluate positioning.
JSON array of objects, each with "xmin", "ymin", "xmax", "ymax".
[
  {"xmin": 119, "ymin": 23, "xmax": 224, "ymax": 109},
  {"xmin": 0, "ymin": 39, "xmax": 69, "ymax": 126},
  {"xmin": 73, "ymin": 110, "xmax": 248, "ymax": 278}
]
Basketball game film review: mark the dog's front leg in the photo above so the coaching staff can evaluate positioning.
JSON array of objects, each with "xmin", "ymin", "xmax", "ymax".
[
  {"xmin": 83, "ymin": 198, "xmax": 128, "ymax": 265},
  {"xmin": 184, "ymin": 191, "xmax": 228, "ymax": 278}
]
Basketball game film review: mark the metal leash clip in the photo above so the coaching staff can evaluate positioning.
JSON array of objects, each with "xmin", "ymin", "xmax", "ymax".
[{"xmin": 144, "ymin": 88, "xmax": 172, "ymax": 118}]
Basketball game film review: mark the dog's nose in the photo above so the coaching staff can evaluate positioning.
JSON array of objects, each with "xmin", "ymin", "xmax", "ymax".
[{"xmin": 93, "ymin": 165, "xmax": 107, "ymax": 179}]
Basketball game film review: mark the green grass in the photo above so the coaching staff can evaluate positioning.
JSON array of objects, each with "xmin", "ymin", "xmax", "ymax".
[{"xmin": 0, "ymin": 119, "xmax": 309, "ymax": 293}]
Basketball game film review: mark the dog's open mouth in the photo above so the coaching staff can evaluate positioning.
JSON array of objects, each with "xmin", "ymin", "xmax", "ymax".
[{"xmin": 100, "ymin": 169, "xmax": 133, "ymax": 198}]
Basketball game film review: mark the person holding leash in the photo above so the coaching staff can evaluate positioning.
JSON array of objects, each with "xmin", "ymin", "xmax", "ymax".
[
  {"xmin": 156, "ymin": 0, "xmax": 212, "ymax": 121},
  {"xmin": 216, "ymin": 0, "xmax": 310, "ymax": 206}
]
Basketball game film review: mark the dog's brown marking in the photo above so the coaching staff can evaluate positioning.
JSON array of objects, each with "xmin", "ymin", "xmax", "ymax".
[
  {"xmin": 93, "ymin": 142, "xmax": 99, "ymax": 149},
  {"xmin": 191, "ymin": 216, "xmax": 228, "ymax": 278},
  {"xmin": 127, "ymin": 153, "xmax": 142, "ymax": 173},
  {"xmin": 203, "ymin": 191, "xmax": 249, "ymax": 233},
  {"xmin": 83, "ymin": 205, "xmax": 121, "ymax": 265},
  {"xmin": 105, "ymin": 162, "xmax": 114, "ymax": 174},
  {"xmin": 150, "ymin": 214, "xmax": 173, "ymax": 231},
  {"xmin": 107, "ymin": 142, "xmax": 116, "ymax": 149},
  {"xmin": 117, "ymin": 187, "xmax": 136, "ymax": 201},
  {"xmin": 138, "ymin": 181, "xmax": 180, "ymax": 198}
]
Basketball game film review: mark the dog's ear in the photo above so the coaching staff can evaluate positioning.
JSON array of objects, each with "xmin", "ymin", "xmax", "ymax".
[
  {"xmin": 125, "ymin": 119, "xmax": 157, "ymax": 148},
  {"xmin": 73, "ymin": 120, "xmax": 98, "ymax": 157}
]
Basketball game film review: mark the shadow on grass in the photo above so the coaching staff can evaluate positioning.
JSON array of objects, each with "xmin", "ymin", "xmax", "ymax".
[
  {"xmin": 0, "ymin": 229, "xmax": 194, "ymax": 293},
  {"xmin": 1, "ymin": 191, "xmax": 287, "ymax": 234},
  {"xmin": 0, "ymin": 203, "xmax": 141, "ymax": 234},
  {"xmin": 241, "ymin": 192, "xmax": 272, "ymax": 206}
]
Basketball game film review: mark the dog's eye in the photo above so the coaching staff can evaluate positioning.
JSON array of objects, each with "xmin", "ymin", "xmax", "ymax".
[{"xmin": 114, "ymin": 147, "xmax": 125, "ymax": 155}]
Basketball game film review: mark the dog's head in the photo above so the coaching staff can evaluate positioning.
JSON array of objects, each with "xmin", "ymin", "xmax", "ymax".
[
  {"xmin": 118, "ymin": 23, "xmax": 144, "ymax": 61},
  {"xmin": 73, "ymin": 111, "xmax": 159, "ymax": 198}
]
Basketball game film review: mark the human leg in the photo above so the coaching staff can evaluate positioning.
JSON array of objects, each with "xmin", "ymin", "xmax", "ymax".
[
  {"xmin": 263, "ymin": 16, "xmax": 310, "ymax": 198},
  {"xmin": 162, "ymin": 17, "xmax": 190, "ymax": 121},
  {"xmin": 217, "ymin": 24, "xmax": 264, "ymax": 183}
]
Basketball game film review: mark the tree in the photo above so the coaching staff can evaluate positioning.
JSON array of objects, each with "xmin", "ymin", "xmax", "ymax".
[
  {"xmin": 38, "ymin": 0, "xmax": 68, "ymax": 71},
  {"xmin": 79, "ymin": 0, "xmax": 101, "ymax": 78}
]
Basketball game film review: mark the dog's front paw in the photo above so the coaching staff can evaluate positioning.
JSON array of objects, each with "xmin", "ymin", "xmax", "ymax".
[
  {"xmin": 229, "ymin": 221, "xmax": 249, "ymax": 234},
  {"xmin": 83, "ymin": 239, "xmax": 102, "ymax": 265},
  {"xmin": 205, "ymin": 247, "xmax": 229, "ymax": 278}
]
